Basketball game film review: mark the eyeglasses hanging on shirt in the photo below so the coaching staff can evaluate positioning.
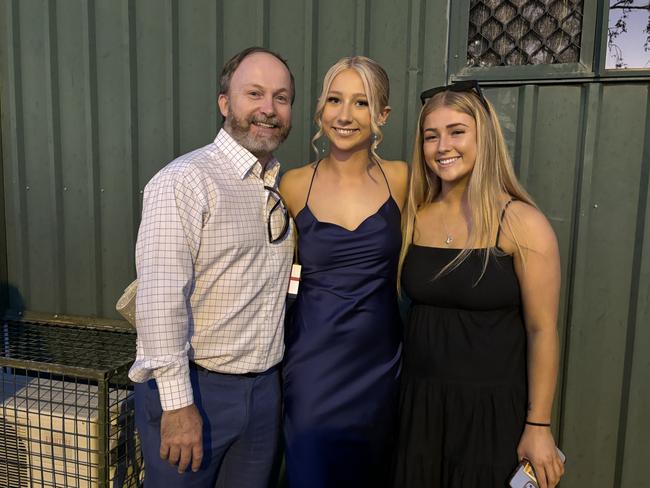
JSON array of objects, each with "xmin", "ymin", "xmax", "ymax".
[{"xmin": 264, "ymin": 185, "xmax": 290, "ymax": 244}]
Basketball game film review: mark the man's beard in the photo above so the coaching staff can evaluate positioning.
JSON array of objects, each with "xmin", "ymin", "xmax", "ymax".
[{"xmin": 225, "ymin": 112, "xmax": 291, "ymax": 157}]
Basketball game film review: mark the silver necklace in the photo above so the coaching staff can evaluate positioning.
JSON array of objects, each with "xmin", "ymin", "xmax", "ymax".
[{"xmin": 440, "ymin": 214, "xmax": 454, "ymax": 246}]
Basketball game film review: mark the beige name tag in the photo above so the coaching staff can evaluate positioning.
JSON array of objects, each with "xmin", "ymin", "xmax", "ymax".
[{"xmin": 288, "ymin": 264, "xmax": 301, "ymax": 298}]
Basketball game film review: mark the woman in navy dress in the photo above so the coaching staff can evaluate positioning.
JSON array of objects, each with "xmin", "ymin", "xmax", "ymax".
[
  {"xmin": 392, "ymin": 82, "xmax": 565, "ymax": 487},
  {"xmin": 280, "ymin": 56, "xmax": 408, "ymax": 488}
]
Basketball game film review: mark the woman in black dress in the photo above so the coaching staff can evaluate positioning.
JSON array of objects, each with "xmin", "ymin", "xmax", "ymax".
[{"xmin": 393, "ymin": 81, "xmax": 565, "ymax": 488}]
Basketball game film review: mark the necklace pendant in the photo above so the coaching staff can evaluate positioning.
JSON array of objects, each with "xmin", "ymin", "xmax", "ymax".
[{"xmin": 445, "ymin": 235, "xmax": 454, "ymax": 245}]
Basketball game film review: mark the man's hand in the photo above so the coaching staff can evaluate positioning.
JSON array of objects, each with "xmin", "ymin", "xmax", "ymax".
[{"xmin": 159, "ymin": 404, "xmax": 203, "ymax": 473}]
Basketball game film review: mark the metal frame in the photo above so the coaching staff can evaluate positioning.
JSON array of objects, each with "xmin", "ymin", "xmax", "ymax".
[
  {"xmin": 0, "ymin": 319, "xmax": 140, "ymax": 488},
  {"xmin": 448, "ymin": 0, "xmax": 600, "ymax": 81},
  {"xmin": 3, "ymin": 310, "xmax": 136, "ymax": 333},
  {"xmin": 597, "ymin": 1, "xmax": 650, "ymax": 77}
]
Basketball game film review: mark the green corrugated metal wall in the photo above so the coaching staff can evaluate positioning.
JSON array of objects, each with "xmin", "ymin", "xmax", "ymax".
[
  {"xmin": 0, "ymin": 0, "xmax": 447, "ymax": 317},
  {"xmin": 1, "ymin": 1, "xmax": 649, "ymax": 486},
  {"xmin": 486, "ymin": 82, "xmax": 650, "ymax": 487}
]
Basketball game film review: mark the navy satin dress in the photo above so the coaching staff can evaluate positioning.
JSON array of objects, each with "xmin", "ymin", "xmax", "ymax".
[{"xmin": 283, "ymin": 162, "xmax": 402, "ymax": 488}]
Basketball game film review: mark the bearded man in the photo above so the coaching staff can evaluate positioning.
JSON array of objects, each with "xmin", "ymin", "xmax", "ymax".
[{"xmin": 129, "ymin": 47, "xmax": 294, "ymax": 488}]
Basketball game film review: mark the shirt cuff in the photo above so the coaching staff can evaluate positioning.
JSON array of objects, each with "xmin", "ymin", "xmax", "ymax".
[{"xmin": 154, "ymin": 364, "xmax": 194, "ymax": 411}]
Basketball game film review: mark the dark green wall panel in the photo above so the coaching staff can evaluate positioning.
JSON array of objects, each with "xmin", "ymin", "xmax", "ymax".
[
  {"xmin": 20, "ymin": 0, "xmax": 60, "ymax": 312},
  {"xmin": 0, "ymin": 0, "xmax": 446, "ymax": 317},
  {"xmin": 2, "ymin": 1, "xmax": 650, "ymax": 486},
  {"xmin": 177, "ymin": 0, "xmax": 219, "ymax": 155},
  {"xmin": 484, "ymin": 85, "xmax": 519, "ymax": 160},
  {"xmin": 521, "ymin": 85, "xmax": 583, "ymax": 426},
  {"xmin": 620, "ymin": 125, "xmax": 650, "ymax": 485},
  {"xmin": 2, "ymin": 0, "xmax": 28, "ymax": 313},
  {"xmin": 135, "ymin": 0, "xmax": 176, "ymax": 183},
  {"xmin": 367, "ymin": 0, "xmax": 410, "ymax": 161},
  {"xmin": 268, "ymin": 0, "xmax": 316, "ymax": 167},
  {"xmin": 222, "ymin": 0, "xmax": 267, "ymax": 51},
  {"xmin": 559, "ymin": 83, "xmax": 649, "ymax": 487},
  {"xmin": 95, "ymin": 0, "xmax": 138, "ymax": 316},
  {"xmin": 58, "ymin": 0, "xmax": 95, "ymax": 316}
]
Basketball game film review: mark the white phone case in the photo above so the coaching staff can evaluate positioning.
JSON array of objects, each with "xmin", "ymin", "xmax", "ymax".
[{"xmin": 509, "ymin": 448, "xmax": 566, "ymax": 488}]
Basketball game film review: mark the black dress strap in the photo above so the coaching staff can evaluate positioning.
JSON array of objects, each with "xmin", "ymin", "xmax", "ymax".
[
  {"xmin": 375, "ymin": 161, "xmax": 392, "ymax": 198},
  {"xmin": 495, "ymin": 198, "xmax": 515, "ymax": 249},
  {"xmin": 411, "ymin": 215, "xmax": 417, "ymax": 242},
  {"xmin": 304, "ymin": 160, "xmax": 322, "ymax": 207}
]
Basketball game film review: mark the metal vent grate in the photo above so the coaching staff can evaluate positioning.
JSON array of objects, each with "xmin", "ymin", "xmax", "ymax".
[
  {"xmin": 1, "ymin": 321, "xmax": 135, "ymax": 375},
  {"xmin": 467, "ymin": 0, "xmax": 584, "ymax": 67},
  {"xmin": 0, "ymin": 417, "xmax": 31, "ymax": 488}
]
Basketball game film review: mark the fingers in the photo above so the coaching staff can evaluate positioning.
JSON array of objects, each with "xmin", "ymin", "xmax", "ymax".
[
  {"xmin": 160, "ymin": 436, "xmax": 201, "ymax": 473},
  {"xmin": 545, "ymin": 451, "xmax": 564, "ymax": 487},
  {"xmin": 159, "ymin": 405, "xmax": 204, "ymax": 474},
  {"xmin": 548, "ymin": 455, "xmax": 564, "ymax": 487},
  {"xmin": 159, "ymin": 439, "xmax": 170, "ymax": 461},
  {"xmin": 532, "ymin": 460, "xmax": 548, "ymax": 488},
  {"xmin": 177, "ymin": 445, "xmax": 192, "ymax": 474},
  {"xmin": 191, "ymin": 442, "xmax": 204, "ymax": 472},
  {"xmin": 162, "ymin": 436, "xmax": 201, "ymax": 473},
  {"xmin": 168, "ymin": 445, "xmax": 181, "ymax": 468},
  {"xmin": 532, "ymin": 456, "xmax": 563, "ymax": 488}
]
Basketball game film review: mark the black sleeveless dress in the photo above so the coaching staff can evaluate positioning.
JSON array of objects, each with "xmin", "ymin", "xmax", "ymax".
[
  {"xmin": 393, "ymin": 202, "xmax": 527, "ymax": 487},
  {"xmin": 283, "ymin": 161, "xmax": 402, "ymax": 487}
]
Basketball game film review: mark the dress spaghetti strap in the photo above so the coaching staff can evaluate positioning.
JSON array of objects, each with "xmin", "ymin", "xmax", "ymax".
[
  {"xmin": 495, "ymin": 198, "xmax": 516, "ymax": 249},
  {"xmin": 304, "ymin": 160, "xmax": 321, "ymax": 207},
  {"xmin": 375, "ymin": 161, "xmax": 393, "ymax": 198}
]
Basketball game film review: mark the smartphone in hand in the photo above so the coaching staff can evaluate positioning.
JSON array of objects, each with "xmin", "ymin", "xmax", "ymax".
[{"xmin": 509, "ymin": 448, "xmax": 566, "ymax": 488}]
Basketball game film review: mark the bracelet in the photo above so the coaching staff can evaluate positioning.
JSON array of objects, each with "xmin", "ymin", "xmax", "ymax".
[{"xmin": 525, "ymin": 420, "xmax": 551, "ymax": 427}]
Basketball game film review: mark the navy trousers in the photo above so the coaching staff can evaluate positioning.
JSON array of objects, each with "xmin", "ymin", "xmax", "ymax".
[{"xmin": 134, "ymin": 364, "xmax": 281, "ymax": 488}]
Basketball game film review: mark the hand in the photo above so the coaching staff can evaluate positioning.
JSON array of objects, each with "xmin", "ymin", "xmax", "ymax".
[
  {"xmin": 517, "ymin": 425, "xmax": 564, "ymax": 488},
  {"xmin": 159, "ymin": 404, "xmax": 203, "ymax": 473}
]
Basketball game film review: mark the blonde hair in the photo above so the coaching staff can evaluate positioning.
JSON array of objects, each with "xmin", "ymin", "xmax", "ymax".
[
  {"xmin": 398, "ymin": 88, "xmax": 536, "ymax": 288},
  {"xmin": 311, "ymin": 56, "xmax": 390, "ymax": 163}
]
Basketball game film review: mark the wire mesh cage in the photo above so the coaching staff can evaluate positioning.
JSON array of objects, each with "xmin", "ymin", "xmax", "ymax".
[
  {"xmin": 467, "ymin": 0, "xmax": 584, "ymax": 67},
  {"xmin": 0, "ymin": 320, "xmax": 142, "ymax": 488}
]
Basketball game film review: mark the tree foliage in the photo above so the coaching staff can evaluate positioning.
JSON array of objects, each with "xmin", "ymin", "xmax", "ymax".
[{"xmin": 608, "ymin": 0, "xmax": 650, "ymax": 68}]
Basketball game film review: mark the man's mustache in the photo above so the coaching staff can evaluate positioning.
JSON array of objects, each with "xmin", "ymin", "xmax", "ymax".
[{"xmin": 250, "ymin": 115, "xmax": 284, "ymax": 128}]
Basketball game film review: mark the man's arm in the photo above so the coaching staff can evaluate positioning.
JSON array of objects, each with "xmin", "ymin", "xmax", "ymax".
[{"xmin": 129, "ymin": 166, "xmax": 206, "ymax": 473}]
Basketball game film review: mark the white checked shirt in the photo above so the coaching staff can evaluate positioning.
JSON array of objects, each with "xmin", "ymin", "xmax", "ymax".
[{"xmin": 128, "ymin": 129, "xmax": 293, "ymax": 411}]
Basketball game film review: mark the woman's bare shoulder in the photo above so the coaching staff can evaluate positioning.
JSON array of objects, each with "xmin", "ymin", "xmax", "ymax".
[
  {"xmin": 380, "ymin": 159, "xmax": 409, "ymax": 208},
  {"xmin": 280, "ymin": 162, "xmax": 317, "ymax": 215},
  {"xmin": 380, "ymin": 159, "xmax": 409, "ymax": 176},
  {"xmin": 501, "ymin": 200, "xmax": 558, "ymax": 254},
  {"xmin": 281, "ymin": 163, "xmax": 315, "ymax": 184},
  {"xmin": 505, "ymin": 200, "xmax": 551, "ymax": 230}
]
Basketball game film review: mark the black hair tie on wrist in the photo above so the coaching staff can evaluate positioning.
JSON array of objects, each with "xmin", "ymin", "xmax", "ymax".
[{"xmin": 525, "ymin": 420, "xmax": 551, "ymax": 427}]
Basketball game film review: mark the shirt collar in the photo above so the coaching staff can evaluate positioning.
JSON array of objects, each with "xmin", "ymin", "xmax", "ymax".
[{"xmin": 214, "ymin": 129, "xmax": 280, "ymax": 183}]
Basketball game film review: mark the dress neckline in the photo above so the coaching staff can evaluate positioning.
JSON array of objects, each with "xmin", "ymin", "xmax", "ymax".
[
  {"xmin": 410, "ymin": 243, "xmax": 513, "ymax": 256},
  {"xmin": 296, "ymin": 197, "xmax": 399, "ymax": 233}
]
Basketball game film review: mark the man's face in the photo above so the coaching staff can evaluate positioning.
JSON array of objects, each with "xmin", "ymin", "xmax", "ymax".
[{"xmin": 218, "ymin": 52, "xmax": 292, "ymax": 163}]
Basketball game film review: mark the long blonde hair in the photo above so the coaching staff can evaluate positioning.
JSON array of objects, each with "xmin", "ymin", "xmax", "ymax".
[
  {"xmin": 398, "ymin": 88, "xmax": 536, "ymax": 288},
  {"xmin": 311, "ymin": 56, "xmax": 390, "ymax": 163}
]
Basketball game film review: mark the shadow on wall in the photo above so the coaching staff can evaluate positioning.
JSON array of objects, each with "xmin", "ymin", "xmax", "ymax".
[{"xmin": 1, "ymin": 283, "xmax": 25, "ymax": 319}]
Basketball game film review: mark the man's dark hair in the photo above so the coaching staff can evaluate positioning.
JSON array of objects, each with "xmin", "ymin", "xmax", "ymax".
[{"xmin": 219, "ymin": 46, "xmax": 295, "ymax": 105}]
